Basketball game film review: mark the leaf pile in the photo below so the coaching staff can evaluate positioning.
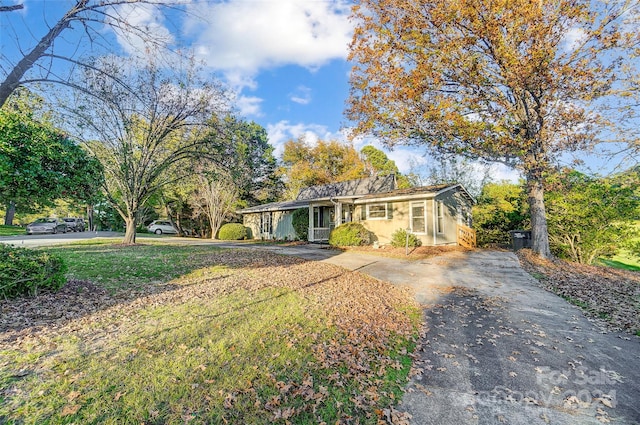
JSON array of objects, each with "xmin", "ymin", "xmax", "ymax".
[
  {"xmin": 517, "ymin": 249, "xmax": 640, "ymax": 334},
  {"xmin": 1, "ymin": 248, "xmax": 420, "ymax": 424},
  {"xmin": 342, "ymin": 245, "xmax": 469, "ymax": 260}
]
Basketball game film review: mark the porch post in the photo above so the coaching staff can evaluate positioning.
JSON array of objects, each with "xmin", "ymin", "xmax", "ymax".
[{"xmin": 335, "ymin": 202, "xmax": 342, "ymax": 227}]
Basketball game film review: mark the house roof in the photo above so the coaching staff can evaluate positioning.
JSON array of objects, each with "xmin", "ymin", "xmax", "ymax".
[
  {"xmin": 296, "ymin": 174, "xmax": 396, "ymax": 201},
  {"xmin": 237, "ymin": 199, "xmax": 309, "ymax": 214},
  {"xmin": 238, "ymin": 180, "xmax": 474, "ymax": 215},
  {"xmin": 354, "ymin": 183, "xmax": 475, "ymax": 204}
]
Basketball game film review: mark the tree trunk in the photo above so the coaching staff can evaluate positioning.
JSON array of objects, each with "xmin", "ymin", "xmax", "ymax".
[
  {"xmin": 123, "ymin": 216, "xmax": 137, "ymax": 244},
  {"xmin": 526, "ymin": 178, "xmax": 552, "ymax": 259},
  {"xmin": 4, "ymin": 201, "xmax": 16, "ymax": 226},
  {"xmin": 87, "ymin": 205, "xmax": 94, "ymax": 231},
  {"xmin": 209, "ymin": 216, "xmax": 219, "ymax": 240}
]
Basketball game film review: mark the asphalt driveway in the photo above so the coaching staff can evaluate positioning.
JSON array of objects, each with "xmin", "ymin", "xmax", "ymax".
[{"xmin": 236, "ymin": 244, "xmax": 640, "ymax": 425}]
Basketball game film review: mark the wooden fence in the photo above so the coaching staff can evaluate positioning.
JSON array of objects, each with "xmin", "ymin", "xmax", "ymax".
[{"xmin": 457, "ymin": 224, "xmax": 477, "ymax": 248}]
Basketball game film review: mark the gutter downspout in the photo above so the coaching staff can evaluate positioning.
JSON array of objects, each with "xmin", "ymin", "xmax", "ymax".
[{"xmin": 433, "ymin": 198, "xmax": 437, "ymax": 246}]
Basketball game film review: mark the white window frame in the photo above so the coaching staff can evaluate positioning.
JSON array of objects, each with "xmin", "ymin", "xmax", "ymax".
[
  {"xmin": 261, "ymin": 211, "xmax": 272, "ymax": 235},
  {"xmin": 366, "ymin": 203, "xmax": 388, "ymax": 220},
  {"xmin": 410, "ymin": 200, "xmax": 427, "ymax": 234}
]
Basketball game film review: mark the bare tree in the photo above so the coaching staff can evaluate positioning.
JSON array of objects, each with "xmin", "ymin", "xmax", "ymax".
[
  {"xmin": 408, "ymin": 156, "xmax": 495, "ymax": 199},
  {"xmin": 65, "ymin": 55, "xmax": 229, "ymax": 244},
  {"xmin": 190, "ymin": 169, "xmax": 239, "ymax": 239},
  {"xmin": 0, "ymin": 0, "xmax": 182, "ymax": 107}
]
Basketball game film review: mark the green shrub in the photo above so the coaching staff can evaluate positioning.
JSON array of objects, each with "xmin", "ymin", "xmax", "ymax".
[
  {"xmin": 0, "ymin": 244, "xmax": 67, "ymax": 298},
  {"xmin": 217, "ymin": 223, "xmax": 247, "ymax": 240},
  {"xmin": 329, "ymin": 223, "xmax": 371, "ymax": 247},
  {"xmin": 390, "ymin": 229, "xmax": 422, "ymax": 248},
  {"xmin": 292, "ymin": 208, "xmax": 309, "ymax": 241}
]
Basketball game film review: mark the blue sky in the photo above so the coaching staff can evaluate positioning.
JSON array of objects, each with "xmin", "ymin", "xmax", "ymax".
[
  {"xmin": 3, "ymin": 0, "xmax": 522, "ymax": 182},
  {"xmin": 3, "ymin": 0, "xmax": 633, "ymax": 181}
]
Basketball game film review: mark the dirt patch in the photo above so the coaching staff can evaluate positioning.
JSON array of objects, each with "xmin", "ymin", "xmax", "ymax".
[{"xmin": 517, "ymin": 249, "xmax": 640, "ymax": 334}]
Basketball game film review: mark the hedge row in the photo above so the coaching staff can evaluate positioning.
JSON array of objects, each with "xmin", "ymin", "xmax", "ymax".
[{"xmin": 0, "ymin": 244, "xmax": 67, "ymax": 298}]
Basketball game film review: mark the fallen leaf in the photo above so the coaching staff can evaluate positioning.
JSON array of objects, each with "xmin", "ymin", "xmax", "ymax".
[{"xmin": 60, "ymin": 404, "xmax": 80, "ymax": 416}]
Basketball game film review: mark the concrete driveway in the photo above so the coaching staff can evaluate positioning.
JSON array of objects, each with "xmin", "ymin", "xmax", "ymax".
[{"xmin": 238, "ymin": 244, "xmax": 640, "ymax": 425}]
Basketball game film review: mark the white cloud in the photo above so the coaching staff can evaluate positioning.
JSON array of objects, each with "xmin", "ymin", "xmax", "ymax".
[
  {"xmin": 562, "ymin": 27, "xmax": 588, "ymax": 52},
  {"xmin": 186, "ymin": 0, "xmax": 352, "ymax": 90},
  {"xmin": 488, "ymin": 163, "xmax": 521, "ymax": 182},
  {"xmin": 266, "ymin": 120, "xmax": 343, "ymax": 158},
  {"xmin": 235, "ymin": 95, "xmax": 264, "ymax": 117},
  {"xmin": 289, "ymin": 85, "xmax": 312, "ymax": 105},
  {"xmin": 108, "ymin": 3, "xmax": 174, "ymax": 57}
]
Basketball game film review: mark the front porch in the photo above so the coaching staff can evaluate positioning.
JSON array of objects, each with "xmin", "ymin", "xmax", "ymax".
[{"xmin": 308, "ymin": 202, "xmax": 355, "ymax": 242}]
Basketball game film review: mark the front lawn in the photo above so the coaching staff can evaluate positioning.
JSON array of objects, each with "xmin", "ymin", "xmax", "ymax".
[
  {"xmin": 0, "ymin": 242, "xmax": 420, "ymax": 424},
  {"xmin": 599, "ymin": 250, "xmax": 640, "ymax": 272},
  {"xmin": 0, "ymin": 225, "xmax": 24, "ymax": 236}
]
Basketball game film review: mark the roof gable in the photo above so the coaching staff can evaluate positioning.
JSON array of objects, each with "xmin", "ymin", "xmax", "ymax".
[
  {"xmin": 355, "ymin": 183, "xmax": 475, "ymax": 203},
  {"xmin": 296, "ymin": 174, "xmax": 396, "ymax": 200}
]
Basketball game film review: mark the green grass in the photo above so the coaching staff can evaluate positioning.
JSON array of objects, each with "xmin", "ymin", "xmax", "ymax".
[
  {"xmin": 2, "ymin": 288, "xmax": 323, "ymax": 424},
  {"xmin": 599, "ymin": 252, "xmax": 640, "ymax": 272},
  {"xmin": 561, "ymin": 294, "xmax": 590, "ymax": 309},
  {"xmin": 1, "ymin": 241, "xmax": 420, "ymax": 424},
  {"xmin": 46, "ymin": 239, "xmax": 224, "ymax": 292},
  {"xmin": 0, "ymin": 225, "xmax": 24, "ymax": 236}
]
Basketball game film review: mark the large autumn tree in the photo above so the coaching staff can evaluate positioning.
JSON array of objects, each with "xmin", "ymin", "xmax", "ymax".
[
  {"xmin": 280, "ymin": 138, "xmax": 368, "ymax": 199},
  {"xmin": 347, "ymin": 0, "xmax": 640, "ymax": 258}
]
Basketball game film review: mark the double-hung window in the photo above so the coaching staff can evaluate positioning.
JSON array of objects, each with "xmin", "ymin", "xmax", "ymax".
[{"xmin": 410, "ymin": 201, "xmax": 426, "ymax": 233}]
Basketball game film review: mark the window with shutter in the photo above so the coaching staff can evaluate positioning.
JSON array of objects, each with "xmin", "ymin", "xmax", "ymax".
[{"xmin": 367, "ymin": 203, "xmax": 387, "ymax": 219}]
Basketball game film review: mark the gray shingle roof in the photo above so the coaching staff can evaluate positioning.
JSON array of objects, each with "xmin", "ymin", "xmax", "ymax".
[
  {"xmin": 355, "ymin": 183, "xmax": 475, "ymax": 203},
  {"xmin": 296, "ymin": 174, "xmax": 396, "ymax": 200},
  {"xmin": 237, "ymin": 199, "xmax": 309, "ymax": 214}
]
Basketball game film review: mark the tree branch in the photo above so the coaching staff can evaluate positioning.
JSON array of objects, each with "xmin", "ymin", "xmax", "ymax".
[{"xmin": 0, "ymin": 4, "xmax": 24, "ymax": 12}]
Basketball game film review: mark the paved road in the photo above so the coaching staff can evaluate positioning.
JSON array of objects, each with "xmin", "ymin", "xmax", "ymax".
[
  {"xmin": 0, "ymin": 231, "xmax": 123, "ymax": 247},
  {"xmin": 322, "ymin": 249, "xmax": 640, "ymax": 425}
]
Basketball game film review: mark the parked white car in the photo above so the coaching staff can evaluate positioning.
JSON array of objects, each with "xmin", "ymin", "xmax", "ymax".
[{"xmin": 147, "ymin": 220, "xmax": 178, "ymax": 235}]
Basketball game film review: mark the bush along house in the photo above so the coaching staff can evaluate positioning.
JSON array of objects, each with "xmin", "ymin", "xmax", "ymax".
[{"xmin": 238, "ymin": 175, "xmax": 476, "ymax": 248}]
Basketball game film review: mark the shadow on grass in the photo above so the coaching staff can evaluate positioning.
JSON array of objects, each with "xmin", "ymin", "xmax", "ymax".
[{"xmin": 0, "ymin": 242, "xmax": 348, "ymax": 341}]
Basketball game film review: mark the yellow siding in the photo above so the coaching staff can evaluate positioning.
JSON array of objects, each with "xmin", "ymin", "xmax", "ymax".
[
  {"xmin": 356, "ymin": 192, "xmax": 463, "ymax": 246},
  {"xmin": 243, "ymin": 214, "xmax": 260, "ymax": 239}
]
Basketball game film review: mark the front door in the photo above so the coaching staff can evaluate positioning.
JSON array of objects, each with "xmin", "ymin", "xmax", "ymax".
[{"xmin": 261, "ymin": 212, "xmax": 272, "ymax": 238}]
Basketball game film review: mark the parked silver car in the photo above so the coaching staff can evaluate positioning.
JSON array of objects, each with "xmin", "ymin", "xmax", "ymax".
[
  {"xmin": 147, "ymin": 220, "xmax": 178, "ymax": 235},
  {"xmin": 26, "ymin": 218, "xmax": 68, "ymax": 234},
  {"xmin": 62, "ymin": 217, "xmax": 85, "ymax": 232}
]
